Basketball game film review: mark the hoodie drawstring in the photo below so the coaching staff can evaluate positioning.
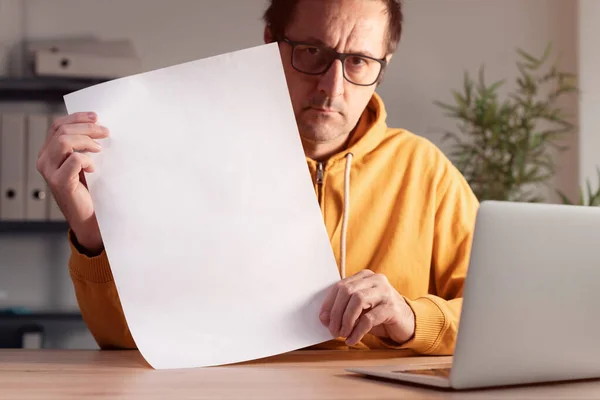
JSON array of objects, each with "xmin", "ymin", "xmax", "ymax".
[{"xmin": 340, "ymin": 153, "xmax": 353, "ymax": 280}]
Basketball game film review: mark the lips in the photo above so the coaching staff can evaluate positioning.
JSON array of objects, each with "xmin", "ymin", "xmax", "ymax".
[{"xmin": 310, "ymin": 107, "xmax": 337, "ymax": 113}]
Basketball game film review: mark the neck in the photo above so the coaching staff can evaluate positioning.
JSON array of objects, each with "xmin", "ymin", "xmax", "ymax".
[{"xmin": 301, "ymin": 133, "xmax": 351, "ymax": 162}]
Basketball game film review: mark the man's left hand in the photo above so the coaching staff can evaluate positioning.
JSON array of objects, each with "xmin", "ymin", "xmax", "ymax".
[{"xmin": 319, "ymin": 269, "xmax": 415, "ymax": 346}]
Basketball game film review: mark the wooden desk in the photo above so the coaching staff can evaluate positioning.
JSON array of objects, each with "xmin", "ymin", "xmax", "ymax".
[{"xmin": 1, "ymin": 350, "xmax": 600, "ymax": 399}]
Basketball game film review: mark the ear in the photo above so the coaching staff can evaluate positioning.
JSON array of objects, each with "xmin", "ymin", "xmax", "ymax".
[{"xmin": 264, "ymin": 25, "xmax": 274, "ymax": 44}]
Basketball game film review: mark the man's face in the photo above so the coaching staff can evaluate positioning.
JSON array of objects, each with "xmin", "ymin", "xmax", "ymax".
[{"xmin": 274, "ymin": 0, "xmax": 389, "ymax": 145}]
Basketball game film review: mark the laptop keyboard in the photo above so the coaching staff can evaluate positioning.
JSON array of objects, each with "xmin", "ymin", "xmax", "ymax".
[{"xmin": 393, "ymin": 367, "xmax": 452, "ymax": 378}]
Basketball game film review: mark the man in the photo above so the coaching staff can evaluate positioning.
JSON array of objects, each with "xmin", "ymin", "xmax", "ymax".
[{"xmin": 37, "ymin": 0, "xmax": 478, "ymax": 355}]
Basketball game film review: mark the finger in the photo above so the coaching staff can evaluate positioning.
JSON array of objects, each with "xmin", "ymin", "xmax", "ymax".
[
  {"xmin": 45, "ymin": 120, "xmax": 108, "ymax": 152},
  {"xmin": 328, "ymin": 274, "xmax": 377, "ymax": 337},
  {"xmin": 320, "ymin": 269, "xmax": 375, "ymax": 326},
  {"xmin": 328, "ymin": 286, "xmax": 351, "ymax": 337},
  {"xmin": 51, "ymin": 152, "xmax": 95, "ymax": 191},
  {"xmin": 50, "ymin": 112, "xmax": 98, "ymax": 136},
  {"xmin": 348, "ymin": 269, "xmax": 375, "ymax": 281},
  {"xmin": 46, "ymin": 135, "xmax": 102, "ymax": 171},
  {"xmin": 79, "ymin": 170, "xmax": 89, "ymax": 190},
  {"xmin": 346, "ymin": 304, "xmax": 391, "ymax": 346},
  {"xmin": 53, "ymin": 122, "xmax": 110, "ymax": 140},
  {"xmin": 340, "ymin": 287, "xmax": 383, "ymax": 338},
  {"xmin": 319, "ymin": 284, "xmax": 338, "ymax": 326}
]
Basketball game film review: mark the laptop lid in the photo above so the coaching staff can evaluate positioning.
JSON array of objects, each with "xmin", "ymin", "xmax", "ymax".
[{"xmin": 450, "ymin": 201, "xmax": 600, "ymax": 389}]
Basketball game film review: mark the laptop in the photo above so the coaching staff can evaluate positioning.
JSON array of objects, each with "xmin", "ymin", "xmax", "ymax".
[{"xmin": 347, "ymin": 200, "xmax": 600, "ymax": 390}]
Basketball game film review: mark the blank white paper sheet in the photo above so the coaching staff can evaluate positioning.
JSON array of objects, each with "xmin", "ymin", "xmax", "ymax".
[{"xmin": 63, "ymin": 43, "xmax": 340, "ymax": 369}]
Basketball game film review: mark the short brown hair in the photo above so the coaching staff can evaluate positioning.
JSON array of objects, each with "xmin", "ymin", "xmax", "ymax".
[{"xmin": 263, "ymin": 0, "xmax": 403, "ymax": 55}]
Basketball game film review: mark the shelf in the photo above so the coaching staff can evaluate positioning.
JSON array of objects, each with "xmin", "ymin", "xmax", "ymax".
[
  {"xmin": 0, "ymin": 220, "xmax": 70, "ymax": 234},
  {"xmin": 0, "ymin": 77, "xmax": 107, "ymax": 102},
  {"xmin": 0, "ymin": 310, "xmax": 82, "ymax": 322}
]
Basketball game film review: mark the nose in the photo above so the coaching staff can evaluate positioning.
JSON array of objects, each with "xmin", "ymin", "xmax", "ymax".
[{"xmin": 317, "ymin": 60, "xmax": 345, "ymax": 98}]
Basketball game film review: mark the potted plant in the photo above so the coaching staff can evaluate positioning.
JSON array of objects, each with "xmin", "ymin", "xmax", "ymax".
[{"xmin": 434, "ymin": 44, "xmax": 578, "ymax": 202}]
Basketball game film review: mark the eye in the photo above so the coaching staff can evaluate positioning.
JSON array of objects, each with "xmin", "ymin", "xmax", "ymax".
[
  {"xmin": 348, "ymin": 56, "xmax": 366, "ymax": 66},
  {"xmin": 302, "ymin": 46, "xmax": 321, "ymax": 56}
]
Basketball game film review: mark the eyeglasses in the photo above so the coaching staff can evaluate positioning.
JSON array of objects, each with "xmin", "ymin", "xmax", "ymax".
[{"xmin": 279, "ymin": 37, "xmax": 387, "ymax": 87}]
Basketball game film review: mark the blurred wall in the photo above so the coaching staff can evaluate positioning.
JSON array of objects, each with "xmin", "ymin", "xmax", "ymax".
[
  {"xmin": 19, "ymin": 0, "xmax": 582, "ymax": 198},
  {"xmin": 0, "ymin": 0, "xmax": 588, "ymax": 349},
  {"xmin": 579, "ymin": 0, "xmax": 600, "ymax": 188}
]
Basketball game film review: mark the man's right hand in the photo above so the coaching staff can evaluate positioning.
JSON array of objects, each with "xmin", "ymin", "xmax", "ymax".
[{"xmin": 37, "ymin": 112, "xmax": 109, "ymax": 255}]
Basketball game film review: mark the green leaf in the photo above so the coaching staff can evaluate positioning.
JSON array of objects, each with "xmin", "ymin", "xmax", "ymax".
[
  {"xmin": 483, "ymin": 103, "xmax": 498, "ymax": 126},
  {"xmin": 540, "ymin": 42, "xmax": 553, "ymax": 64},
  {"xmin": 433, "ymin": 100, "xmax": 459, "ymax": 114},
  {"xmin": 478, "ymin": 64, "xmax": 486, "ymax": 89},
  {"xmin": 516, "ymin": 48, "xmax": 539, "ymax": 68},
  {"xmin": 556, "ymin": 190, "xmax": 573, "ymax": 205},
  {"xmin": 528, "ymin": 134, "xmax": 543, "ymax": 150},
  {"xmin": 524, "ymin": 73, "xmax": 537, "ymax": 95},
  {"xmin": 586, "ymin": 179, "xmax": 594, "ymax": 205},
  {"xmin": 442, "ymin": 131, "xmax": 463, "ymax": 143},
  {"xmin": 463, "ymin": 71, "xmax": 474, "ymax": 104},
  {"xmin": 452, "ymin": 90, "xmax": 468, "ymax": 109},
  {"xmin": 486, "ymin": 79, "xmax": 505, "ymax": 95}
]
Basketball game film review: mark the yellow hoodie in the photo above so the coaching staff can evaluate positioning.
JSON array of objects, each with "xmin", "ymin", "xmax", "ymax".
[{"xmin": 68, "ymin": 93, "xmax": 479, "ymax": 355}]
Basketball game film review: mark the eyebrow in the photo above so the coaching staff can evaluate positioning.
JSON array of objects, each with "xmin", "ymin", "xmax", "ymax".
[{"xmin": 300, "ymin": 36, "xmax": 380, "ymax": 59}]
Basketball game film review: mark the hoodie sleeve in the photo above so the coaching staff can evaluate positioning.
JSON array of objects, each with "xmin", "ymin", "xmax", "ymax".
[
  {"xmin": 68, "ymin": 231, "xmax": 136, "ymax": 349},
  {"xmin": 380, "ymin": 160, "xmax": 479, "ymax": 355}
]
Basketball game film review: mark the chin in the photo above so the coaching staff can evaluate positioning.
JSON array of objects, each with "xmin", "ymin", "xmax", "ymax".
[
  {"xmin": 299, "ymin": 122, "xmax": 346, "ymax": 143},
  {"xmin": 296, "ymin": 109, "xmax": 348, "ymax": 141}
]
